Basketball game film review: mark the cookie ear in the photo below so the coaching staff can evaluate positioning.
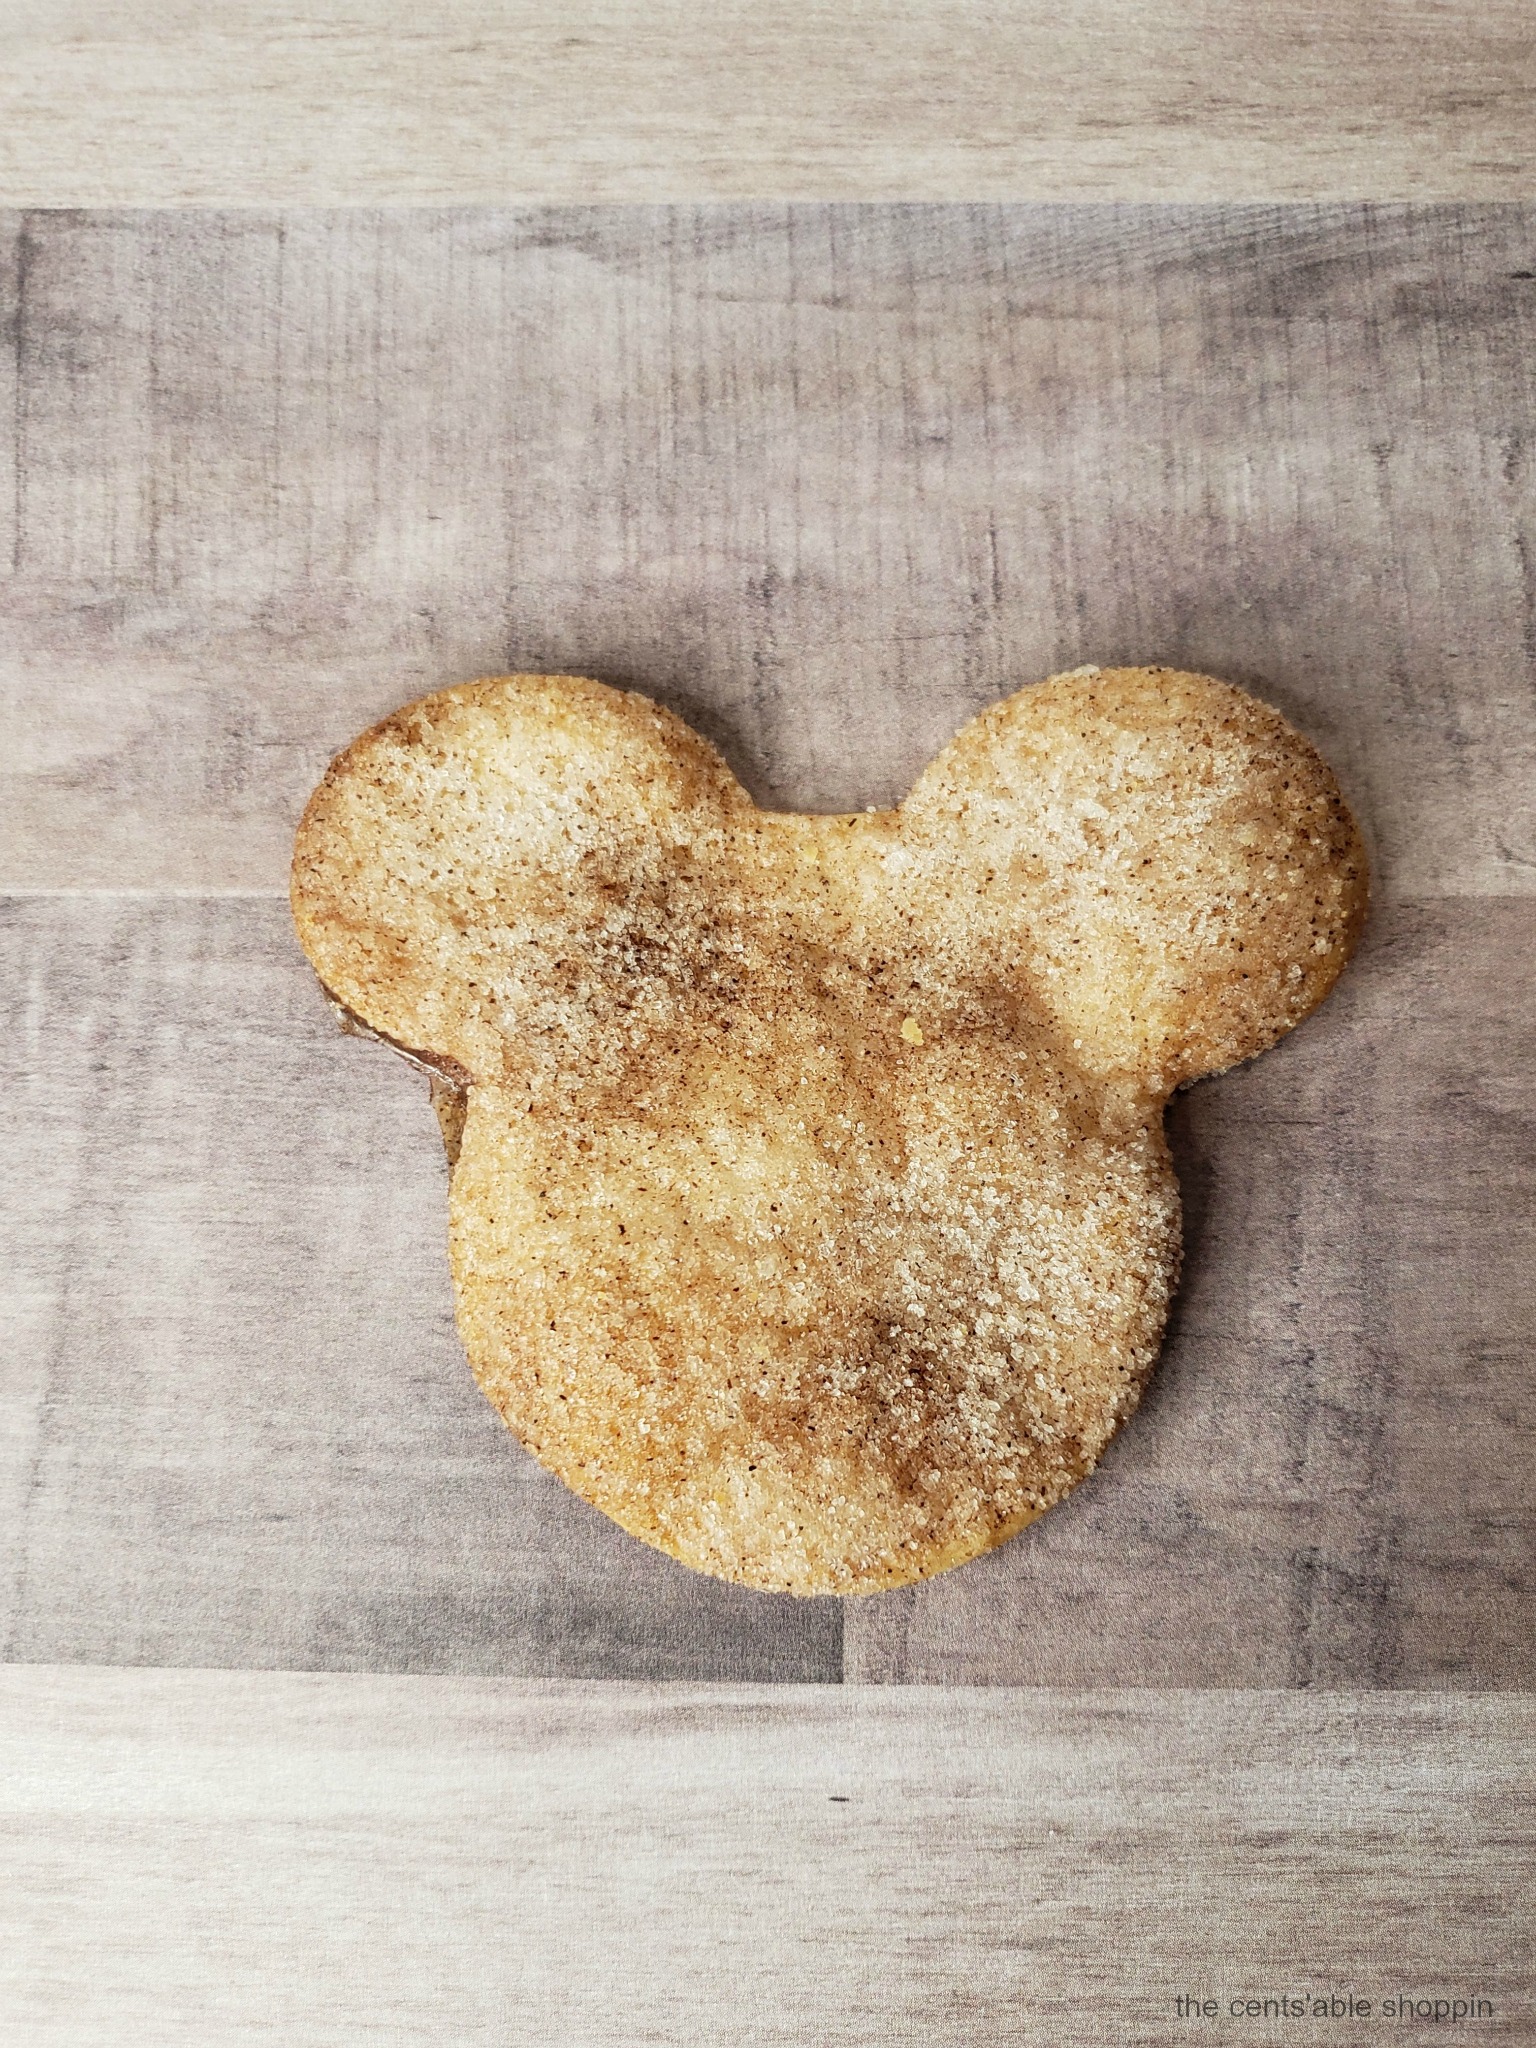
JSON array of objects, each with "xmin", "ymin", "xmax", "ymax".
[
  {"xmin": 291, "ymin": 675, "xmax": 752, "ymax": 1082},
  {"xmin": 899, "ymin": 667, "xmax": 1368, "ymax": 1091}
]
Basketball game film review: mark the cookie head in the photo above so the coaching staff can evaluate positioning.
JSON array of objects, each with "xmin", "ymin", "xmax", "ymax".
[{"xmin": 292, "ymin": 667, "xmax": 1366, "ymax": 1594}]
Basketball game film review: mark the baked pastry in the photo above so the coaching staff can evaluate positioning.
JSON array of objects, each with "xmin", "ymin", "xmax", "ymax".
[{"xmin": 291, "ymin": 666, "xmax": 1366, "ymax": 1593}]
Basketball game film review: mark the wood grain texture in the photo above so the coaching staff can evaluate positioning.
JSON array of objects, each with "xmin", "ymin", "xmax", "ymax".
[
  {"xmin": 3, "ymin": 1, "xmax": 1536, "ymax": 206},
  {"xmin": 1, "ymin": 1666, "xmax": 1530, "ymax": 2046},
  {"xmin": 3, "ymin": 206, "xmax": 1534, "ymax": 896},
  {"xmin": 0, "ymin": 897, "xmax": 840, "ymax": 1681},
  {"xmin": 847, "ymin": 901, "xmax": 1536, "ymax": 1685},
  {"xmin": 2, "ymin": 207, "xmax": 1532, "ymax": 1686},
  {"xmin": 2, "ymin": 895, "xmax": 1530, "ymax": 1686}
]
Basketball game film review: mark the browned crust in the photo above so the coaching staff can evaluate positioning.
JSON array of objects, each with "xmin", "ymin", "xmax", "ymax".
[{"xmin": 291, "ymin": 667, "xmax": 1366, "ymax": 1594}]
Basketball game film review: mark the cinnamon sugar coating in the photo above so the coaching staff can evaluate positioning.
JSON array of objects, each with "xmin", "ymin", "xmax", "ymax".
[{"xmin": 292, "ymin": 667, "xmax": 1367, "ymax": 1593}]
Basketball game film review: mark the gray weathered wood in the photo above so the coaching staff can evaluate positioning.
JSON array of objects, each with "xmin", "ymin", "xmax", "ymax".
[
  {"xmin": 1, "ymin": 1667, "xmax": 1530, "ymax": 2046},
  {"xmin": 2, "ymin": 206, "xmax": 1533, "ymax": 1687},
  {"xmin": 3, "ymin": 895, "xmax": 1531, "ymax": 1687},
  {"xmin": 0, "ymin": 896, "xmax": 841, "ymax": 1680},
  {"xmin": 2, "ymin": 206, "xmax": 1534, "ymax": 897},
  {"xmin": 2, "ymin": 1, "xmax": 1535, "ymax": 205},
  {"xmin": 847, "ymin": 901, "xmax": 1536, "ymax": 1685}
]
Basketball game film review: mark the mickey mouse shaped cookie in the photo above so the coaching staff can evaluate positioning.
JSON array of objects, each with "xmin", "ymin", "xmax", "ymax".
[{"xmin": 292, "ymin": 667, "xmax": 1366, "ymax": 1594}]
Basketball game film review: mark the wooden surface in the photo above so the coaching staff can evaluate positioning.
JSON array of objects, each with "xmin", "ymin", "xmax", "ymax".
[
  {"xmin": 4, "ymin": 204, "xmax": 1536, "ymax": 897},
  {"xmin": 0, "ymin": 900, "xmax": 840, "ymax": 1680},
  {"xmin": 3, "ymin": 205, "xmax": 1532, "ymax": 1685},
  {"xmin": 3, "ymin": 2, "xmax": 1536, "ymax": 205},
  {"xmin": 3, "ymin": 203, "xmax": 1533, "ymax": 2036},
  {"xmin": 2, "ymin": 1668, "xmax": 1531, "ymax": 2046},
  {"xmin": 4, "ymin": 894, "xmax": 1531, "ymax": 1685}
]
